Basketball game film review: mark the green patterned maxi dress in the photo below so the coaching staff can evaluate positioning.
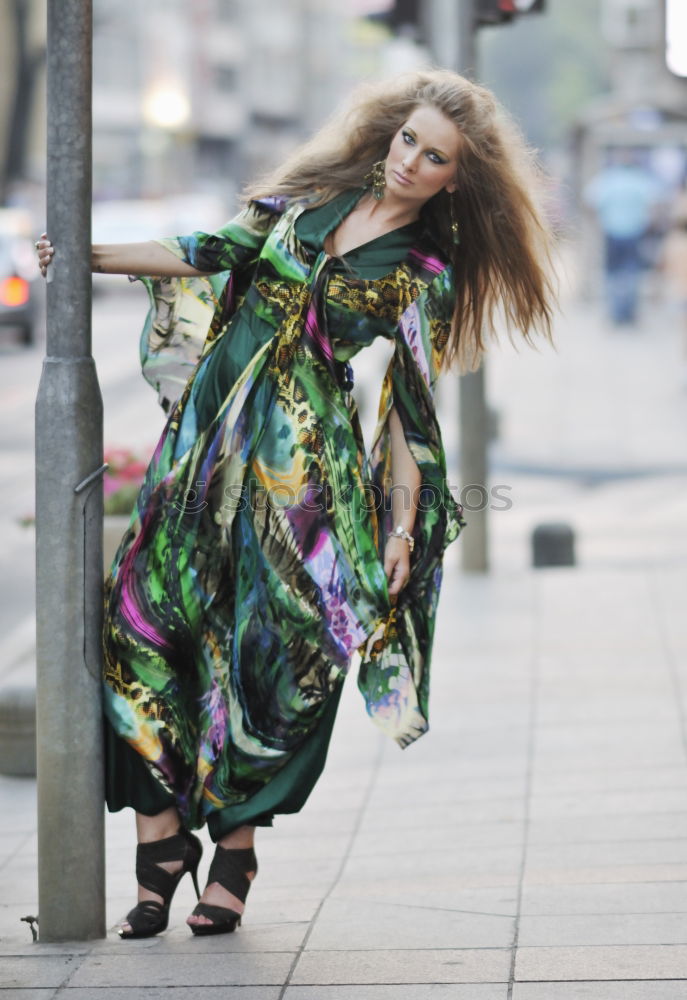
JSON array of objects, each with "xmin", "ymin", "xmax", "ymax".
[{"xmin": 103, "ymin": 189, "xmax": 466, "ymax": 839}]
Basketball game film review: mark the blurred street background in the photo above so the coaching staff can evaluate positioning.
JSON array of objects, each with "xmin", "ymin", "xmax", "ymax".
[{"xmin": 1, "ymin": 0, "xmax": 687, "ymax": 995}]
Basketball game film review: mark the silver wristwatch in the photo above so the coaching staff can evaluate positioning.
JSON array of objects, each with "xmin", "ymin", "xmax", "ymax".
[{"xmin": 390, "ymin": 524, "xmax": 415, "ymax": 551}]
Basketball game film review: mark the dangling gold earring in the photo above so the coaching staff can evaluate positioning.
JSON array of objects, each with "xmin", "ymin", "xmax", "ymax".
[
  {"xmin": 449, "ymin": 194, "xmax": 460, "ymax": 245},
  {"xmin": 365, "ymin": 160, "xmax": 386, "ymax": 201}
]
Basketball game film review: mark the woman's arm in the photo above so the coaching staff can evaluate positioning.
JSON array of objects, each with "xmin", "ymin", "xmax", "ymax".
[
  {"xmin": 36, "ymin": 235, "xmax": 213, "ymax": 279},
  {"xmin": 91, "ymin": 241, "xmax": 212, "ymax": 277},
  {"xmin": 384, "ymin": 405, "xmax": 421, "ymax": 597},
  {"xmin": 38, "ymin": 201, "xmax": 284, "ymax": 279}
]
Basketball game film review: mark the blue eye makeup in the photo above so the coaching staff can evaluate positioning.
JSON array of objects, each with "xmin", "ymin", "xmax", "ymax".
[{"xmin": 401, "ymin": 129, "xmax": 448, "ymax": 165}]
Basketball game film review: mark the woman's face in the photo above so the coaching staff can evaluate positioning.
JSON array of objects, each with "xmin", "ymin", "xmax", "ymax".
[{"xmin": 385, "ymin": 105, "xmax": 461, "ymax": 208}]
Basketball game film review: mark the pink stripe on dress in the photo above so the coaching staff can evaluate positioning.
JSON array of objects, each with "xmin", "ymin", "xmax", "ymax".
[
  {"xmin": 408, "ymin": 248, "xmax": 446, "ymax": 275},
  {"xmin": 118, "ymin": 521, "xmax": 173, "ymax": 649},
  {"xmin": 120, "ymin": 572, "xmax": 174, "ymax": 649},
  {"xmin": 304, "ymin": 300, "xmax": 333, "ymax": 360}
]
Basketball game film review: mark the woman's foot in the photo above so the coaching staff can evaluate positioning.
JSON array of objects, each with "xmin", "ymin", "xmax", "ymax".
[
  {"xmin": 186, "ymin": 825, "xmax": 257, "ymax": 934},
  {"xmin": 119, "ymin": 808, "xmax": 202, "ymax": 939}
]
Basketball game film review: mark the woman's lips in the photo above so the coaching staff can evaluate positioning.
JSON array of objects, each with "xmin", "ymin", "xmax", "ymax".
[{"xmin": 392, "ymin": 170, "xmax": 413, "ymax": 186}]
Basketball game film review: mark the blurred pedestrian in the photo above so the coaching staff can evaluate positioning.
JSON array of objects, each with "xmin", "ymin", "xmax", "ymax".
[
  {"xmin": 584, "ymin": 149, "xmax": 663, "ymax": 326},
  {"xmin": 36, "ymin": 69, "xmax": 555, "ymax": 940}
]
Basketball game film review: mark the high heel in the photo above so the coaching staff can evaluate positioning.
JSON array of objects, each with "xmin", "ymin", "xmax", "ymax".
[
  {"xmin": 119, "ymin": 827, "xmax": 203, "ymax": 939},
  {"xmin": 189, "ymin": 845, "xmax": 257, "ymax": 936}
]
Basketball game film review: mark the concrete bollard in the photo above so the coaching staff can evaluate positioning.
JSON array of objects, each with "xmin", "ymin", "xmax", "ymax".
[
  {"xmin": 0, "ymin": 685, "xmax": 37, "ymax": 777},
  {"xmin": 532, "ymin": 523, "xmax": 576, "ymax": 567}
]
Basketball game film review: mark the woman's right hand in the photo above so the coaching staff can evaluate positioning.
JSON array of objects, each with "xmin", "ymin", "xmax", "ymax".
[{"xmin": 36, "ymin": 233, "xmax": 54, "ymax": 278}]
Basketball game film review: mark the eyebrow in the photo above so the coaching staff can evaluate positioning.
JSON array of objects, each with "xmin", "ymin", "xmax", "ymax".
[{"xmin": 403, "ymin": 125, "xmax": 451, "ymax": 161}]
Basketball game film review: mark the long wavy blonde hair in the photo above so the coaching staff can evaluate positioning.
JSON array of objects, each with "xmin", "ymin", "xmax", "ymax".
[{"xmin": 245, "ymin": 69, "xmax": 556, "ymax": 372}]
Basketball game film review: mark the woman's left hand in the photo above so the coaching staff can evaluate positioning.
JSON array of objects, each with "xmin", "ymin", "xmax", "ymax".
[
  {"xmin": 35, "ymin": 233, "xmax": 55, "ymax": 278},
  {"xmin": 384, "ymin": 536, "xmax": 411, "ymax": 598}
]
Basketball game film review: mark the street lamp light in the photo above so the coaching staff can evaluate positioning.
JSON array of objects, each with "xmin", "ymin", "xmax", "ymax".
[
  {"xmin": 142, "ymin": 81, "xmax": 191, "ymax": 130},
  {"xmin": 139, "ymin": 80, "xmax": 191, "ymax": 196}
]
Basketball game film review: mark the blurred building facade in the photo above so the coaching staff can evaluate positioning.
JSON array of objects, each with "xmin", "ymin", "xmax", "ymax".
[
  {"xmin": 575, "ymin": 0, "xmax": 687, "ymax": 185},
  {"xmin": 0, "ymin": 0, "xmax": 402, "ymax": 217},
  {"xmin": 92, "ymin": 0, "xmax": 395, "ymax": 212},
  {"xmin": 0, "ymin": 0, "xmax": 46, "ymax": 211},
  {"xmin": 573, "ymin": 0, "xmax": 687, "ymax": 292}
]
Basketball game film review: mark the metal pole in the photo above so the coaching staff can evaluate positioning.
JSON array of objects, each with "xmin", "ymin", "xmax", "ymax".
[
  {"xmin": 458, "ymin": 363, "xmax": 489, "ymax": 573},
  {"xmin": 455, "ymin": 0, "xmax": 477, "ymax": 76},
  {"xmin": 428, "ymin": 0, "xmax": 489, "ymax": 572},
  {"xmin": 35, "ymin": 0, "xmax": 105, "ymax": 941},
  {"xmin": 424, "ymin": 0, "xmax": 462, "ymax": 69},
  {"xmin": 457, "ymin": 0, "xmax": 489, "ymax": 573}
]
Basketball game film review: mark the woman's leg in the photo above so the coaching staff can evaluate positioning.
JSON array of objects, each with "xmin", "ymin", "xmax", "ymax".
[
  {"xmin": 119, "ymin": 807, "xmax": 182, "ymax": 935},
  {"xmin": 185, "ymin": 681, "xmax": 345, "ymax": 931},
  {"xmin": 186, "ymin": 824, "xmax": 257, "ymax": 928}
]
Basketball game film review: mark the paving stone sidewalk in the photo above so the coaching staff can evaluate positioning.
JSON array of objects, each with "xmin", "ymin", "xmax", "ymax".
[{"xmin": 1, "ymin": 555, "xmax": 687, "ymax": 997}]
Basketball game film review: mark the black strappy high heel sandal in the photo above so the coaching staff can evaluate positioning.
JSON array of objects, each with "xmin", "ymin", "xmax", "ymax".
[
  {"xmin": 119, "ymin": 827, "xmax": 203, "ymax": 939},
  {"xmin": 189, "ymin": 845, "xmax": 258, "ymax": 936}
]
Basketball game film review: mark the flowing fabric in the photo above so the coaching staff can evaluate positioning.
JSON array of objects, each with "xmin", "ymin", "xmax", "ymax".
[{"xmin": 103, "ymin": 190, "xmax": 465, "ymax": 828}]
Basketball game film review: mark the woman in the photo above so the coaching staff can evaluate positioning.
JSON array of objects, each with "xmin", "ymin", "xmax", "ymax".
[{"xmin": 37, "ymin": 69, "xmax": 555, "ymax": 939}]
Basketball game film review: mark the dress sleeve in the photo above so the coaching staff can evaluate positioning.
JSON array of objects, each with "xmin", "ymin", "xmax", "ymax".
[
  {"xmin": 137, "ymin": 198, "xmax": 285, "ymax": 412},
  {"xmin": 357, "ymin": 266, "xmax": 466, "ymax": 748},
  {"xmin": 395, "ymin": 262, "xmax": 456, "ymax": 396},
  {"xmin": 154, "ymin": 198, "xmax": 285, "ymax": 274}
]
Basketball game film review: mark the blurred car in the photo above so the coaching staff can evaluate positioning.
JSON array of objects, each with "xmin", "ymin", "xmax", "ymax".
[{"xmin": 0, "ymin": 209, "xmax": 40, "ymax": 346}]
